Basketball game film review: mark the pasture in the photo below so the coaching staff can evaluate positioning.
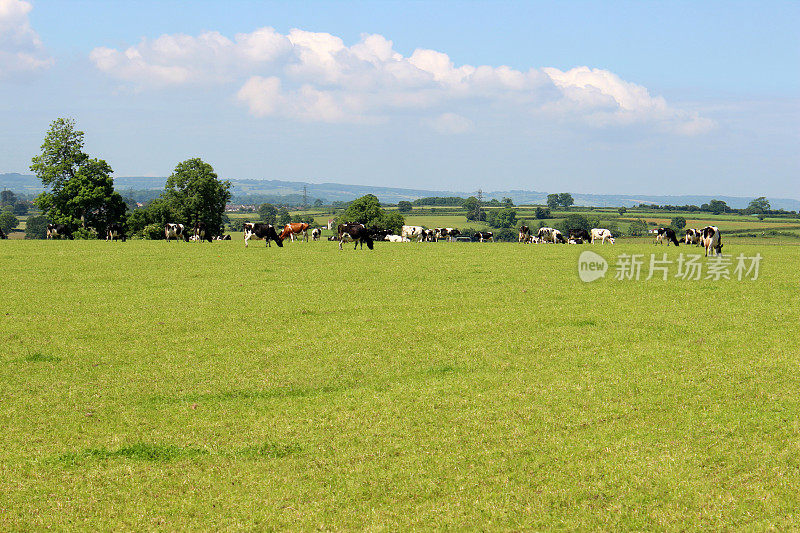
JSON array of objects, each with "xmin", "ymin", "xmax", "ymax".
[{"xmin": 1, "ymin": 239, "xmax": 798, "ymax": 529}]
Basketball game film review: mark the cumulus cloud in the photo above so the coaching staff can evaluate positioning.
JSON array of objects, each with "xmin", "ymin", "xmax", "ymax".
[
  {"xmin": 0, "ymin": 0, "xmax": 53, "ymax": 78},
  {"xmin": 90, "ymin": 26, "xmax": 712, "ymax": 135}
]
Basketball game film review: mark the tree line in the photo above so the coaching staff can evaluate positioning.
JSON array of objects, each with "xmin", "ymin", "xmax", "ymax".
[{"xmin": 23, "ymin": 118, "xmax": 232, "ymax": 239}]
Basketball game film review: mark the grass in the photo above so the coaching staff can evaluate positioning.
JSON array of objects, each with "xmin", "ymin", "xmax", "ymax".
[{"xmin": 0, "ymin": 239, "xmax": 798, "ymax": 529}]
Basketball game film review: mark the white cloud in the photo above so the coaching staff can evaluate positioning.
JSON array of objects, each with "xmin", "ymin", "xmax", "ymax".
[
  {"xmin": 0, "ymin": 0, "xmax": 53, "ymax": 78},
  {"xmin": 425, "ymin": 112, "xmax": 474, "ymax": 134},
  {"xmin": 90, "ymin": 26, "xmax": 712, "ymax": 134}
]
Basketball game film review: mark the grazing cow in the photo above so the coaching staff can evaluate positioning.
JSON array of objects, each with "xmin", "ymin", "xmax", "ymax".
[
  {"xmin": 568, "ymin": 229, "xmax": 591, "ymax": 243},
  {"xmin": 164, "ymin": 223, "xmax": 189, "ymax": 242},
  {"xmin": 590, "ymin": 228, "xmax": 615, "ymax": 244},
  {"xmin": 568, "ymin": 238, "xmax": 584, "ymax": 244},
  {"xmin": 386, "ymin": 234, "xmax": 410, "ymax": 242},
  {"xmin": 655, "ymin": 227, "xmax": 680, "ymax": 246},
  {"xmin": 420, "ymin": 229, "xmax": 437, "ymax": 242},
  {"xmin": 701, "ymin": 226, "xmax": 723, "ymax": 257},
  {"xmin": 684, "ymin": 228, "xmax": 703, "ymax": 245},
  {"xmin": 47, "ymin": 224, "xmax": 73, "ymax": 240},
  {"xmin": 192, "ymin": 222, "xmax": 214, "ymax": 243},
  {"xmin": 518, "ymin": 225, "xmax": 530, "ymax": 243},
  {"xmin": 537, "ymin": 227, "xmax": 566, "ymax": 244},
  {"xmin": 436, "ymin": 228, "xmax": 461, "ymax": 242},
  {"xmin": 279, "ymin": 222, "xmax": 310, "ymax": 242},
  {"xmin": 369, "ymin": 227, "xmax": 392, "ymax": 241},
  {"xmin": 214, "ymin": 234, "xmax": 231, "ymax": 240},
  {"xmin": 0, "ymin": 228, "xmax": 7, "ymax": 239},
  {"xmin": 474, "ymin": 231, "xmax": 494, "ymax": 242},
  {"xmin": 338, "ymin": 223, "xmax": 373, "ymax": 250},
  {"xmin": 327, "ymin": 235, "xmax": 338, "ymax": 241},
  {"xmin": 311, "ymin": 227, "xmax": 322, "ymax": 241},
  {"xmin": 401, "ymin": 225, "xmax": 425, "ymax": 241},
  {"xmin": 106, "ymin": 223, "xmax": 126, "ymax": 242},
  {"xmin": 243, "ymin": 222, "xmax": 283, "ymax": 248}
]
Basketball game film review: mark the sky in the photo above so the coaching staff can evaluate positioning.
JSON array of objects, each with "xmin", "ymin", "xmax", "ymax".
[{"xmin": 1, "ymin": 0, "xmax": 798, "ymax": 198}]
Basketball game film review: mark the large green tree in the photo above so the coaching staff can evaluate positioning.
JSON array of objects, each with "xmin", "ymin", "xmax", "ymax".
[
  {"xmin": 463, "ymin": 196, "xmax": 483, "ymax": 221},
  {"xmin": 558, "ymin": 192, "xmax": 574, "ymax": 208},
  {"xmin": 546, "ymin": 194, "xmax": 559, "ymax": 209},
  {"xmin": 30, "ymin": 118, "xmax": 126, "ymax": 236},
  {"xmin": 341, "ymin": 194, "xmax": 404, "ymax": 233},
  {"xmin": 0, "ymin": 208, "xmax": 19, "ymax": 233},
  {"xmin": 746, "ymin": 197, "xmax": 770, "ymax": 214},
  {"xmin": 163, "ymin": 158, "xmax": 231, "ymax": 235},
  {"xmin": 258, "ymin": 203, "xmax": 277, "ymax": 224}
]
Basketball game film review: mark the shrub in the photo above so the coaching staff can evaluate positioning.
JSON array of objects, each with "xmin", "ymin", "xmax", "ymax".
[{"xmin": 141, "ymin": 223, "xmax": 164, "ymax": 240}]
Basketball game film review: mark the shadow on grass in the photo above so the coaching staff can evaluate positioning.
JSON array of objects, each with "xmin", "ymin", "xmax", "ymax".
[
  {"xmin": 51, "ymin": 441, "xmax": 301, "ymax": 466},
  {"xmin": 22, "ymin": 352, "xmax": 61, "ymax": 363},
  {"xmin": 53, "ymin": 443, "xmax": 209, "ymax": 466},
  {"xmin": 145, "ymin": 385, "xmax": 344, "ymax": 406}
]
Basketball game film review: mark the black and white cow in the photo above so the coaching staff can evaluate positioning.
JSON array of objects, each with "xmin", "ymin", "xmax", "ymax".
[
  {"xmin": 518, "ymin": 225, "xmax": 530, "ymax": 243},
  {"xmin": 243, "ymin": 222, "xmax": 283, "ymax": 247},
  {"xmin": 655, "ymin": 227, "xmax": 680, "ymax": 246},
  {"xmin": 338, "ymin": 223, "xmax": 374, "ymax": 250},
  {"xmin": 590, "ymin": 228, "xmax": 615, "ymax": 244},
  {"xmin": 684, "ymin": 228, "xmax": 703, "ymax": 245},
  {"xmin": 106, "ymin": 223, "xmax": 126, "ymax": 242},
  {"xmin": 436, "ymin": 228, "xmax": 461, "ymax": 242},
  {"xmin": 474, "ymin": 231, "xmax": 494, "ymax": 242},
  {"xmin": 214, "ymin": 234, "xmax": 232, "ymax": 240},
  {"xmin": 164, "ymin": 223, "xmax": 188, "ymax": 242},
  {"xmin": 568, "ymin": 228, "xmax": 591, "ymax": 243},
  {"xmin": 368, "ymin": 227, "xmax": 392, "ymax": 241},
  {"xmin": 46, "ymin": 224, "xmax": 73, "ymax": 240},
  {"xmin": 537, "ymin": 227, "xmax": 566, "ymax": 244},
  {"xmin": 421, "ymin": 229, "xmax": 437, "ymax": 242},
  {"xmin": 401, "ymin": 225, "xmax": 425, "ymax": 241},
  {"xmin": 701, "ymin": 226, "xmax": 723, "ymax": 257},
  {"xmin": 311, "ymin": 227, "xmax": 322, "ymax": 241},
  {"xmin": 193, "ymin": 222, "xmax": 213, "ymax": 243}
]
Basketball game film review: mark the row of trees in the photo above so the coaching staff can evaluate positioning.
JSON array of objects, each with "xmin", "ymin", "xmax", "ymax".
[{"xmin": 27, "ymin": 118, "xmax": 232, "ymax": 239}]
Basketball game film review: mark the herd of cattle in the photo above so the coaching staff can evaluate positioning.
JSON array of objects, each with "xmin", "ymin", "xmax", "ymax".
[{"xmin": 31, "ymin": 220, "xmax": 723, "ymax": 256}]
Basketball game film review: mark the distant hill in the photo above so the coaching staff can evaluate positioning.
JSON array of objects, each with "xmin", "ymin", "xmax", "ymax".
[{"xmin": 2, "ymin": 173, "xmax": 798, "ymax": 210}]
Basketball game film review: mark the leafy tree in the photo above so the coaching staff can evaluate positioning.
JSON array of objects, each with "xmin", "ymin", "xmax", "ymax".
[
  {"xmin": 314, "ymin": 198, "xmax": 324, "ymax": 208},
  {"xmin": 25, "ymin": 215, "xmax": 49, "ymax": 239},
  {"xmin": 535, "ymin": 207, "xmax": 552, "ymax": 219},
  {"xmin": 463, "ymin": 196, "xmax": 483, "ymax": 221},
  {"xmin": 501, "ymin": 197, "xmax": 514, "ymax": 208},
  {"xmin": 704, "ymin": 199, "xmax": 729, "ymax": 215},
  {"xmin": 13, "ymin": 201, "xmax": 29, "ymax": 216},
  {"xmin": 291, "ymin": 214, "xmax": 316, "ymax": 225},
  {"xmin": 0, "ymin": 190, "xmax": 17, "ymax": 207},
  {"xmin": 546, "ymin": 194, "xmax": 559, "ymax": 209},
  {"xmin": 341, "ymin": 194, "xmax": 404, "ymax": 233},
  {"xmin": 628, "ymin": 218, "xmax": 648, "ymax": 236},
  {"xmin": 488, "ymin": 198, "xmax": 501, "ymax": 207},
  {"xmin": 258, "ymin": 203, "xmax": 277, "ymax": 224},
  {"xmin": 0, "ymin": 209, "xmax": 19, "ymax": 233},
  {"xmin": 618, "ymin": 206, "xmax": 627, "ymax": 215},
  {"xmin": 558, "ymin": 192, "xmax": 574, "ymax": 208},
  {"xmin": 277, "ymin": 207, "xmax": 292, "ymax": 226},
  {"xmin": 487, "ymin": 208, "xmax": 517, "ymax": 229},
  {"xmin": 342, "ymin": 194, "xmax": 384, "ymax": 225},
  {"xmin": 163, "ymin": 158, "xmax": 231, "ymax": 235},
  {"xmin": 30, "ymin": 118, "xmax": 127, "ymax": 236},
  {"xmin": 746, "ymin": 197, "xmax": 770, "ymax": 214},
  {"xmin": 397, "ymin": 201, "xmax": 413, "ymax": 213},
  {"xmin": 671, "ymin": 216, "xmax": 687, "ymax": 229}
]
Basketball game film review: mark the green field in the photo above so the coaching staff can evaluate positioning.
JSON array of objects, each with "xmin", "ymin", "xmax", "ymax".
[{"xmin": 1, "ymin": 239, "xmax": 799, "ymax": 529}]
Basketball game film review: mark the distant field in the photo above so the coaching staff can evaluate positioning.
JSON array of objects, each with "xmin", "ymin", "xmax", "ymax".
[{"xmin": 1, "ymin": 240, "xmax": 798, "ymax": 529}]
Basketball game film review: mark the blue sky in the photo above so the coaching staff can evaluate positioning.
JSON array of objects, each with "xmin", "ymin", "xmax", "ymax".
[{"xmin": 2, "ymin": 0, "xmax": 798, "ymax": 197}]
